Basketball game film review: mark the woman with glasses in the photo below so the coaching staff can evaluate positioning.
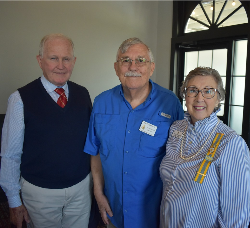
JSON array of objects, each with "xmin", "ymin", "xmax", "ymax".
[{"xmin": 160, "ymin": 67, "xmax": 250, "ymax": 227}]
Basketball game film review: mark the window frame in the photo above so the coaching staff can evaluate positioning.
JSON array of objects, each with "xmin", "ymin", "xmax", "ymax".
[{"xmin": 170, "ymin": 0, "xmax": 250, "ymax": 143}]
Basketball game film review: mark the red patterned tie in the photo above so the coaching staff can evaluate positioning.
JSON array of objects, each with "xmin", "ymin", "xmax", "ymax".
[{"xmin": 55, "ymin": 88, "xmax": 67, "ymax": 108}]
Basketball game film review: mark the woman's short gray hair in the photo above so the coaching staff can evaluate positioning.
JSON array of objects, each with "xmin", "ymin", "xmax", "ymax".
[
  {"xmin": 116, "ymin": 37, "xmax": 154, "ymax": 62},
  {"xmin": 180, "ymin": 67, "xmax": 225, "ymax": 111},
  {"xmin": 38, "ymin": 33, "xmax": 74, "ymax": 57}
]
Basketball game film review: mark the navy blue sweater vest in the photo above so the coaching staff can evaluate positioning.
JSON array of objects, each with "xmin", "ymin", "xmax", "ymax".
[{"xmin": 18, "ymin": 78, "xmax": 92, "ymax": 189}]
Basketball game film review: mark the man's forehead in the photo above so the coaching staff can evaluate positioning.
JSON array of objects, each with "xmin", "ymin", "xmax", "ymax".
[
  {"xmin": 44, "ymin": 38, "xmax": 73, "ymax": 54},
  {"xmin": 119, "ymin": 44, "xmax": 149, "ymax": 57},
  {"xmin": 45, "ymin": 38, "xmax": 72, "ymax": 49}
]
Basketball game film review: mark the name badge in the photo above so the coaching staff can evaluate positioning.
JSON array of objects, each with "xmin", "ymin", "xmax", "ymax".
[{"xmin": 139, "ymin": 121, "xmax": 157, "ymax": 136}]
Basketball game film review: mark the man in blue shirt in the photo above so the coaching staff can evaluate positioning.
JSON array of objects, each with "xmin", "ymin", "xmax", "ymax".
[{"xmin": 84, "ymin": 37, "xmax": 184, "ymax": 228}]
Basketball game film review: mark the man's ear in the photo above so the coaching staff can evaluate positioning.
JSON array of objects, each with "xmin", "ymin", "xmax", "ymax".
[
  {"xmin": 149, "ymin": 62, "xmax": 155, "ymax": 77},
  {"xmin": 114, "ymin": 62, "xmax": 119, "ymax": 77},
  {"xmin": 36, "ymin": 55, "xmax": 42, "ymax": 69}
]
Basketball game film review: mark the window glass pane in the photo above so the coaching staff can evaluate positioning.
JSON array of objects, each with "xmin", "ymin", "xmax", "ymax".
[
  {"xmin": 183, "ymin": 100, "xmax": 187, "ymax": 112},
  {"xmin": 229, "ymin": 105, "xmax": 243, "ymax": 135},
  {"xmin": 218, "ymin": 1, "xmax": 248, "ymax": 28},
  {"xmin": 214, "ymin": 0, "xmax": 224, "ymax": 19},
  {"xmin": 217, "ymin": 103, "xmax": 224, "ymax": 116},
  {"xmin": 212, "ymin": 49, "xmax": 227, "ymax": 75},
  {"xmin": 221, "ymin": 76, "xmax": 226, "ymax": 89},
  {"xmin": 185, "ymin": 52, "xmax": 198, "ymax": 75},
  {"xmin": 234, "ymin": 40, "xmax": 248, "ymax": 76},
  {"xmin": 185, "ymin": 18, "xmax": 209, "ymax": 33},
  {"xmin": 200, "ymin": 0, "xmax": 213, "ymax": 24},
  {"xmin": 198, "ymin": 50, "xmax": 212, "ymax": 67},
  {"xmin": 200, "ymin": 0, "xmax": 225, "ymax": 25},
  {"xmin": 231, "ymin": 77, "xmax": 245, "ymax": 106}
]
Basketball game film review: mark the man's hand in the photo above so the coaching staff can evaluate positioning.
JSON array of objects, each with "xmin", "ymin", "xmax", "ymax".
[
  {"xmin": 95, "ymin": 191, "xmax": 113, "ymax": 225},
  {"xmin": 9, "ymin": 205, "xmax": 30, "ymax": 228},
  {"xmin": 91, "ymin": 154, "xmax": 113, "ymax": 224}
]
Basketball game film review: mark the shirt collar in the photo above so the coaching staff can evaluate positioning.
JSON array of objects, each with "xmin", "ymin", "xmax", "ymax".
[
  {"xmin": 184, "ymin": 109, "xmax": 220, "ymax": 132},
  {"xmin": 40, "ymin": 75, "xmax": 68, "ymax": 94},
  {"xmin": 146, "ymin": 79, "xmax": 154, "ymax": 102}
]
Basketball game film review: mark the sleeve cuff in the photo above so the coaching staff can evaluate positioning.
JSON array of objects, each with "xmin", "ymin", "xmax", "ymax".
[{"xmin": 7, "ymin": 195, "xmax": 22, "ymax": 208}]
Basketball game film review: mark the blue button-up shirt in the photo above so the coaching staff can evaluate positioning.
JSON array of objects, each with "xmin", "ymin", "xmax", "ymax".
[{"xmin": 84, "ymin": 80, "xmax": 184, "ymax": 228}]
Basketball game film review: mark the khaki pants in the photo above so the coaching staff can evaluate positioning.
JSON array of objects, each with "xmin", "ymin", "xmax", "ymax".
[{"xmin": 21, "ymin": 174, "xmax": 92, "ymax": 228}]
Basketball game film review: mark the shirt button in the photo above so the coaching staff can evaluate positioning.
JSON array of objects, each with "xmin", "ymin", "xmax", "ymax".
[
  {"xmin": 189, "ymin": 141, "xmax": 192, "ymax": 144},
  {"xmin": 128, "ymin": 130, "xmax": 131, "ymax": 133},
  {"xmin": 125, "ymin": 210, "xmax": 127, "ymax": 213},
  {"xmin": 124, "ymin": 172, "xmax": 127, "ymax": 174},
  {"xmin": 125, "ymin": 151, "xmax": 129, "ymax": 153},
  {"xmin": 124, "ymin": 191, "xmax": 127, "ymax": 194}
]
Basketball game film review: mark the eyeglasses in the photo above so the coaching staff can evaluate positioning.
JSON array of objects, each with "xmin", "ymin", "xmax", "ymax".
[
  {"xmin": 117, "ymin": 57, "xmax": 150, "ymax": 67},
  {"xmin": 185, "ymin": 86, "xmax": 219, "ymax": 99}
]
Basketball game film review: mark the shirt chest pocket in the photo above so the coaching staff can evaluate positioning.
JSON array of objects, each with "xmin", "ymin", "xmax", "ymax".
[
  {"xmin": 138, "ymin": 120, "xmax": 171, "ymax": 157},
  {"xmin": 94, "ymin": 113, "xmax": 120, "ymax": 156}
]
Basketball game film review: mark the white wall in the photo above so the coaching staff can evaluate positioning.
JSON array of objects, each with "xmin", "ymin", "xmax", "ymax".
[
  {"xmin": 0, "ymin": 1, "xmax": 173, "ymax": 113},
  {"xmin": 156, "ymin": 1, "xmax": 173, "ymax": 89}
]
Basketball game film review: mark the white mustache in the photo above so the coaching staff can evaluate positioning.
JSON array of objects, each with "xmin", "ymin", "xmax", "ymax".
[{"xmin": 125, "ymin": 71, "xmax": 141, "ymax": 77}]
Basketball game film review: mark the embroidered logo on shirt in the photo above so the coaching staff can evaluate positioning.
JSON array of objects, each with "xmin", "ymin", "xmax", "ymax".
[{"xmin": 161, "ymin": 112, "xmax": 171, "ymax": 119}]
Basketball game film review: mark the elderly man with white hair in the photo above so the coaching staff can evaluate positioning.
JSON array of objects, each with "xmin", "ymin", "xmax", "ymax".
[
  {"xmin": 0, "ymin": 33, "xmax": 92, "ymax": 228},
  {"xmin": 84, "ymin": 37, "xmax": 184, "ymax": 228}
]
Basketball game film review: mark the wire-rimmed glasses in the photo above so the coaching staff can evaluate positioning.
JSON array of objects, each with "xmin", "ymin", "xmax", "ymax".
[{"xmin": 117, "ymin": 57, "xmax": 150, "ymax": 67}]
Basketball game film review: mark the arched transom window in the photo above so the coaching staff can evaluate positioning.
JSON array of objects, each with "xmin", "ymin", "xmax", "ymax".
[{"xmin": 185, "ymin": 0, "xmax": 248, "ymax": 33}]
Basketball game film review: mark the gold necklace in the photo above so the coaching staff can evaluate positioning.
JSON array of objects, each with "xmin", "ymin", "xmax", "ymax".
[{"xmin": 180, "ymin": 118, "xmax": 220, "ymax": 160}]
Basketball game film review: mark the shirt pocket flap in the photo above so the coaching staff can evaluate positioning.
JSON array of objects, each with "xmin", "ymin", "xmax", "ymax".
[{"xmin": 138, "ymin": 120, "xmax": 172, "ymax": 158}]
